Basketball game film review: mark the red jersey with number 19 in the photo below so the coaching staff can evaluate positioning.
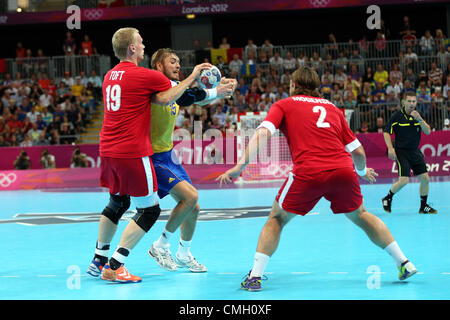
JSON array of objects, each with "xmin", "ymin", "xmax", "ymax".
[
  {"xmin": 100, "ymin": 61, "xmax": 172, "ymax": 158},
  {"xmin": 260, "ymin": 95, "xmax": 361, "ymax": 175}
]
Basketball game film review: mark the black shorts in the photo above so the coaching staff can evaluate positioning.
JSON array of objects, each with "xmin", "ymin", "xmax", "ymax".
[{"xmin": 395, "ymin": 148, "xmax": 427, "ymax": 177}]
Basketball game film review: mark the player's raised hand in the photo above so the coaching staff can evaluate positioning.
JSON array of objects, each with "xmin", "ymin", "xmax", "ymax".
[
  {"xmin": 190, "ymin": 63, "xmax": 213, "ymax": 79},
  {"xmin": 217, "ymin": 78, "xmax": 236, "ymax": 98},
  {"xmin": 362, "ymin": 168, "xmax": 378, "ymax": 184},
  {"xmin": 216, "ymin": 165, "xmax": 243, "ymax": 188}
]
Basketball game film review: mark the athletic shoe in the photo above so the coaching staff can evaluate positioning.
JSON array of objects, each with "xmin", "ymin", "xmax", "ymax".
[
  {"xmin": 86, "ymin": 258, "xmax": 104, "ymax": 277},
  {"xmin": 398, "ymin": 260, "xmax": 417, "ymax": 281},
  {"xmin": 241, "ymin": 271, "xmax": 263, "ymax": 291},
  {"xmin": 174, "ymin": 253, "xmax": 207, "ymax": 273},
  {"xmin": 148, "ymin": 243, "xmax": 178, "ymax": 271},
  {"xmin": 419, "ymin": 204, "xmax": 438, "ymax": 214},
  {"xmin": 382, "ymin": 196, "xmax": 392, "ymax": 213},
  {"xmin": 101, "ymin": 264, "xmax": 142, "ymax": 283}
]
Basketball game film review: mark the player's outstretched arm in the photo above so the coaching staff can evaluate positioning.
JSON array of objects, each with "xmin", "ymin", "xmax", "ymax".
[
  {"xmin": 195, "ymin": 78, "xmax": 237, "ymax": 106},
  {"xmin": 351, "ymin": 145, "xmax": 378, "ymax": 184},
  {"xmin": 216, "ymin": 127, "xmax": 271, "ymax": 187},
  {"xmin": 152, "ymin": 63, "xmax": 212, "ymax": 105}
]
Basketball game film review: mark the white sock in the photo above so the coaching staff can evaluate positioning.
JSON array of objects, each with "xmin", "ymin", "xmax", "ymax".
[
  {"xmin": 250, "ymin": 252, "xmax": 270, "ymax": 278},
  {"xmin": 95, "ymin": 241, "xmax": 110, "ymax": 258},
  {"xmin": 177, "ymin": 239, "xmax": 192, "ymax": 258},
  {"xmin": 155, "ymin": 228, "xmax": 173, "ymax": 248},
  {"xmin": 384, "ymin": 241, "xmax": 407, "ymax": 267}
]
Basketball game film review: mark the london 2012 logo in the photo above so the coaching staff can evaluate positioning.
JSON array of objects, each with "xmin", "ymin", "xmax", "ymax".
[{"xmin": 0, "ymin": 173, "xmax": 17, "ymax": 188}]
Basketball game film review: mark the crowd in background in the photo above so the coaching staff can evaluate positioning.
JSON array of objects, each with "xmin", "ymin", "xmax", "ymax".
[{"xmin": 2, "ymin": 17, "xmax": 450, "ymax": 171}]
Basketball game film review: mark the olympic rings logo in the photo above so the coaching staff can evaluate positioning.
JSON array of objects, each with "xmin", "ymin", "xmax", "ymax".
[
  {"xmin": 0, "ymin": 173, "xmax": 17, "ymax": 188},
  {"xmin": 265, "ymin": 163, "xmax": 293, "ymax": 178},
  {"xmin": 309, "ymin": 0, "xmax": 331, "ymax": 8},
  {"xmin": 83, "ymin": 9, "xmax": 104, "ymax": 20}
]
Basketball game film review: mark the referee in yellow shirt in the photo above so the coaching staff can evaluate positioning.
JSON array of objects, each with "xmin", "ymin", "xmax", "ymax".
[{"xmin": 382, "ymin": 92, "xmax": 437, "ymax": 214}]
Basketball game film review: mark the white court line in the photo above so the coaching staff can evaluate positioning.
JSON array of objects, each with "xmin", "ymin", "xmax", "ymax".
[
  {"xmin": 291, "ymin": 272, "xmax": 311, "ymax": 274},
  {"xmin": 217, "ymin": 273, "xmax": 237, "ymax": 275},
  {"xmin": 144, "ymin": 273, "xmax": 162, "ymax": 276},
  {"xmin": 328, "ymin": 272, "xmax": 349, "ymax": 274},
  {"xmin": 441, "ymin": 273, "xmax": 450, "ymax": 275},
  {"xmin": 0, "ymin": 275, "xmax": 20, "ymax": 278},
  {"xmin": 37, "ymin": 275, "xmax": 57, "ymax": 277}
]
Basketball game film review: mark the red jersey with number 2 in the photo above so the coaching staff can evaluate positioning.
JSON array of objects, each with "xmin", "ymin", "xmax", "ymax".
[
  {"xmin": 262, "ymin": 95, "xmax": 359, "ymax": 175},
  {"xmin": 100, "ymin": 61, "xmax": 172, "ymax": 158}
]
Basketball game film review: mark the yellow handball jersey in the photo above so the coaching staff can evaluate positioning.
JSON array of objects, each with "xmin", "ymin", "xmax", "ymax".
[{"xmin": 151, "ymin": 80, "xmax": 180, "ymax": 153}]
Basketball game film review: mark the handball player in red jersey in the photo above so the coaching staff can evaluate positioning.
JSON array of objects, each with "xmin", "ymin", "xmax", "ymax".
[
  {"xmin": 86, "ymin": 27, "xmax": 212, "ymax": 283},
  {"xmin": 217, "ymin": 66, "xmax": 417, "ymax": 291}
]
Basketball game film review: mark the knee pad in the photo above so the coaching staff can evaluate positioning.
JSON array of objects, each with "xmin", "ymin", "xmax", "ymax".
[
  {"xmin": 102, "ymin": 194, "xmax": 131, "ymax": 225},
  {"xmin": 132, "ymin": 204, "xmax": 161, "ymax": 233}
]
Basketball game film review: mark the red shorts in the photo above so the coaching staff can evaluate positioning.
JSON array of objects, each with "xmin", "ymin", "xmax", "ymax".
[
  {"xmin": 275, "ymin": 167, "xmax": 363, "ymax": 215},
  {"xmin": 100, "ymin": 156, "xmax": 157, "ymax": 197}
]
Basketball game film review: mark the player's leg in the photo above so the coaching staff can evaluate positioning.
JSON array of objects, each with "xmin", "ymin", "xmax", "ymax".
[
  {"xmin": 102, "ymin": 156, "xmax": 161, "ymax": 283},
  {"xmin": 87, "ymin": 193, "xmax": 130, "ymax": 277},
  {"xmin": 169, "ymin": 183, "xmax": 207, "ymax": 272},
  {"xmin": 345, "ymin": 204, "xmax": 417, "ymax": 280},
  {"xmin": 382, "ymin": 149, "xmax": 410, "ymax": 213},
  {"xmin": 242, "ymin": 200, "xmax": 296, "ymax": 291}
]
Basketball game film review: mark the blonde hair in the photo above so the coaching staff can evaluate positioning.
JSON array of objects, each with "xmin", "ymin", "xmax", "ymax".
[
  {"xmin": 291, "ymin": 66, "xmax": 322, "ymax": 98},
  {"xmin": 151, "ymin": 48, "xmax": 178, "ymax": 70},
  {"xmin": 112, "ymin": 27, "xmax": 139, "ymax": 60}
]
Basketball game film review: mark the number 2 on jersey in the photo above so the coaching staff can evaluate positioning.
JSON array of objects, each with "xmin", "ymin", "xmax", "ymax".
[
  {"xmin": 106, "ymin": 84, "xmax": 121, "ymax": 111},
  {"xmin": 313, "ymin": 105, "xmax": 330, "ymax": 128}
]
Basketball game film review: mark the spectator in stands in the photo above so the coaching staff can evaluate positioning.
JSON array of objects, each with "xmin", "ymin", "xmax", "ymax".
[
  {"xmin": 417, "ymin": 87, "xmax": 432, "ymax": 120},
  {"xmin": 434, "ymin": 29, "xmax": 446, "ymax": 51},
  {"xmin": 283, "ymin": 51, "xmax": 296, "ymax": 73},
  {"xmin": 404, "ymin": 67, "xmax": 417, "ymax": 87},
  {"xmin": 16, "ymin": 42, "xmax": 26, "ymax": 62},
  {"xmin": 325, "ymin": 33, "xmax": 339, "ymax": 59},
  {"xmin": 310, "ymin": 52, "xmax": 323, "ymax": 73},
  {"xmin": 404, "ymin": 47, "xmax": 418, "ymax": 69},
  {"xmin": 428, "ymin": 62, "xmax": 443, "ymax": 88},
  {"xmin": 40, "ymin": 106, "xmax": 53, "ymax": 124},
  {"xmin": 402, "ymin": 80, "xmax": 416, "ymax": 96},
  {"xmin": 374, "ymin": 32, "xmax": 386, "ymax": 55},
  {"xmin": 275, "ymin": 86, "xmax": 288, "ymax": 100},
  {"xmin": 443, "ymin": 75, "xmax": 450, "ymax": 100},
  {"xmin": 72, "ymin": 77, "xmax": 85, "ymax": 97},
  {"xmin": 348, "ymin": 64, "xmax": 363, "ymax": 85},
  {"xmin": 36, "ymin": 49, "xmax": 48, "ymax": 74},
  {"xmin": 399, "ymin": 15, "xmax": 415, "ymax": 37},
  {"xmin": 370, "ymin": 117, "xmax": 385, "ymax": 133},
  {"xmin": 269, "ymin": 51, "xmax": 284, "ymax": 74},
  {"xmin": 296, "ymin": 52, "xmax": 307, "ymax": 68},
  {"xmin": 39, "ymin": 149, "xmax": 55, "ymax": 168},
  {"xmin": 419, "ymin": 30, "xmax": 435, "ymax": 55},
  {"xmin": 26, "ymin": 105, "xmax": 40, "ymax": 123},
  {"xmin": 35, "ymin": 131, "xmax": 50, "ymax": 146},
  {"xmin": 416, "ymin": 73, "xmax": 430, "ymax": 92},
  {"xmin": 244, "ymin": 39, "xmax": 258, "ymax": 61},
  {"xmin": 236, "ymin": 78, "xmax": 249, "ymax": 97},
  {"xmin": 261, "ymin": 39, "xmax": 274, "ymax": 57},
  {"xmin": 386, "ymin": 91, "xmax": 401, "ymax": 109},
  {"xmin": 35, "ymin": 114, "xmax": 47, "ymax": 131},
  {"xmin": 374, "ymin": 64, "xmax": 389, "ymax": 87},
  {"xmin": 216, "ymin": 37, "xmax": 229, "ymax": 50},
  {"xmin": 389, "ymin": 63, "xmax": 403, "ymax": 84},
  {"xmin": 402, "ymin": 29, "xmax": 417, "ymax": 51},
  {"xmin": 320, "ymin": 77, "xmax": 333, "ymax": 100},
  {"xmin": 228, "ymin": 53, "xmax": 243, "ymax": 75},
  {"xmin": 334, "ymin": 67, "xmax": 347, "ymax": 89},
  {"xmin": 344, "ymin": 75, "xmax": 360, "ymax": 99},
  {"xmin": 14, "ymin": 150, "xmax": 31, "ymax": 170},
  {"xmin": 81, "ymin": 34, "xmax": 97, "ymax": 56},
  {"xmin": 0, "ymin": 135, "xmax": 9, "ymax": 147},
  {"xmin": 212, "ymin": 103, "xmax": 226, "ymax": 127},
  {"xmin": 63, "ymin": 31, "xmax": 76, "ymax": 56},
  {"xmin": 334, "ymin": 51, "xmax": 348, "ymax": 72},
  {"xmin": 62, "ymin": 71, "xmax": 74, "ymax": 87},
  {"xmin": 371, "ymin": 81, "xmax": 387, "ymax": 102},
  {"xmin": 20, "ymin": 133, "xmax": 33, "ymax": 147},
  {"xmin": 39, "ymin": 88, "xmax": 52, "ymax": 108}
]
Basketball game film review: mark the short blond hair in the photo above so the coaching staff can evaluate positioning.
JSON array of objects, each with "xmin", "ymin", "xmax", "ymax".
[
  {"xmin": 112, "ymin": 27, "xmax": 139, "ymax": 60},
  {"xmin": 150, "ymin": 48, "xmax": 178, "ymax": 70}
]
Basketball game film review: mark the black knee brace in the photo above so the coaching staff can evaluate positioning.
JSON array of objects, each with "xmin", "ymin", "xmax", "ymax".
[
  {"xmin": 101, "ymin": 194, "xmax": 131, "ymax": 225},
  {"xmin": 132, "ymin": 204, "xmax": 161, "ymax": 233}
]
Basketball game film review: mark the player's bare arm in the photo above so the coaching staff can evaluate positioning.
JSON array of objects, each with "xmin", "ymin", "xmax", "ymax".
[
  {"xmin": 152, "ymin": 63, "xmax": 212, "ymax": 105},
  {"xmin": 351, "ymin": 145, "xmax": 378, "ymax": 184},
  {"xmin": 216, "ymin": 127, "xmax": 271, "ymax": 187}
]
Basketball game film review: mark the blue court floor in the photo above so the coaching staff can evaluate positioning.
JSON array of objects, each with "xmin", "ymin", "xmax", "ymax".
[{"xmin": 0, "ymin": 180, "xmax": 449, "ymax": 300}]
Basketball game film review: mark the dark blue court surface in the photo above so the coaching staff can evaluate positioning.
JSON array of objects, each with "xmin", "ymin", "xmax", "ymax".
[{"xmin": 1, "ymin": 181, "xmax": 449, "ymax": 300}]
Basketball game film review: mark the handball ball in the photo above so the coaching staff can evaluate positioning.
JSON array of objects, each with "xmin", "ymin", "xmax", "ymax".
[{"xmin": 197, "ymin": 66, "xmax": 221, "ymax": 89}]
